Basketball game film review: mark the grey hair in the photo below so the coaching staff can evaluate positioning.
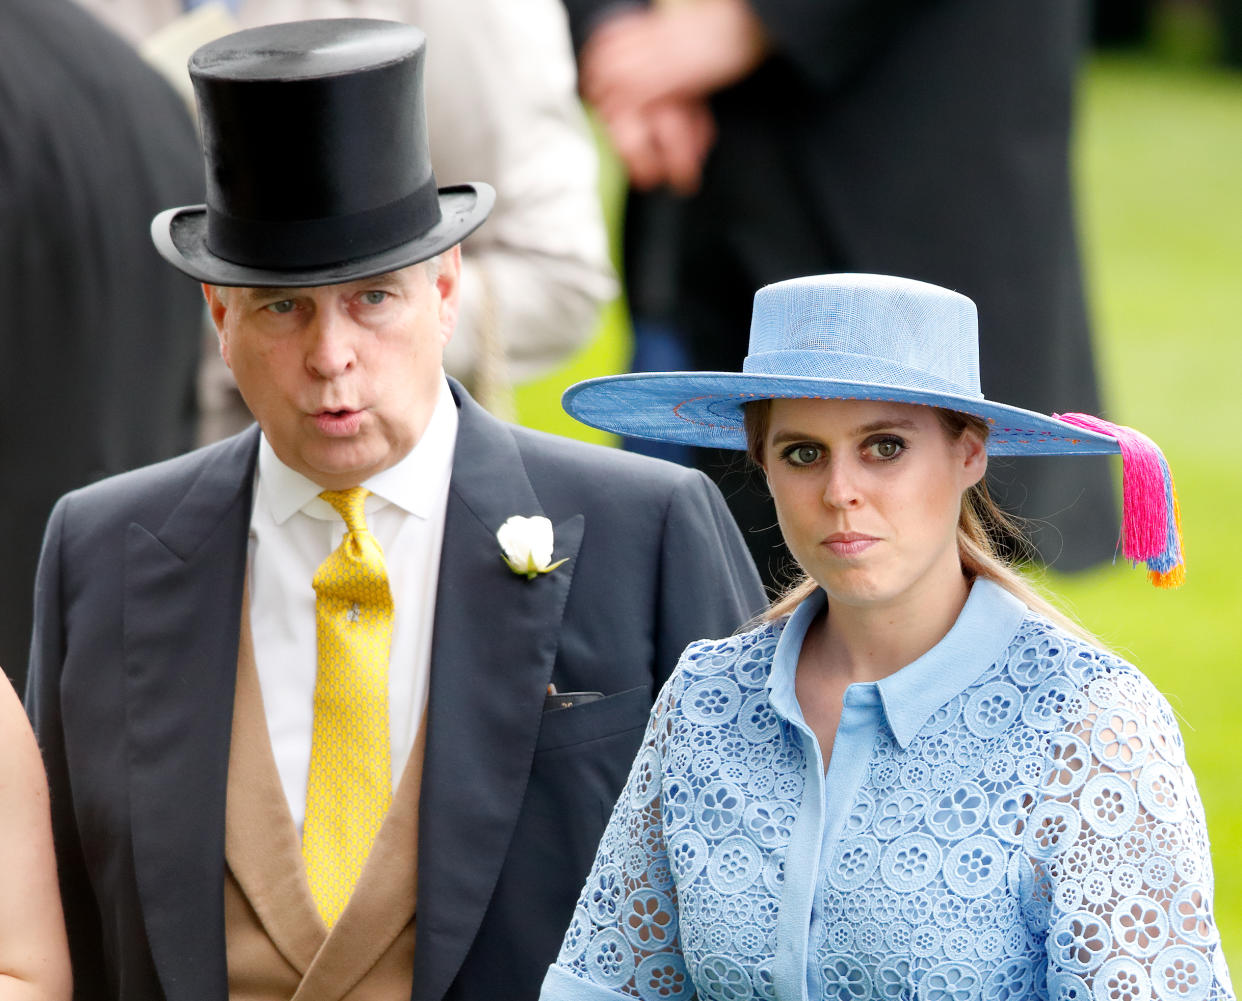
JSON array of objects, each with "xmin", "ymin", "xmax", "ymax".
[{"xmin": 420, "ymin": 253, "xmax": 443, "ymax": 283}]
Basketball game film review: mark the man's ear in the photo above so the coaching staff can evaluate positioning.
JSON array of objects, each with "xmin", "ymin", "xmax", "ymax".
[
  {"xmin": 202, "ymin": 284, "xmax": 231, "ymax": 366},
  {"xmin": 434, "ymin": 245, "xmax": 463, "ymax": 347}
]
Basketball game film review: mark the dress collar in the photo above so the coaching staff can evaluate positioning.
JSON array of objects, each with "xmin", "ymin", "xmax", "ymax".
[
  {"xmin": 766, "ymin": 578, "xmax": 1028, "ymax": 749},
  {"xmin": 256, "ymin": 376, "xmax": 458, "ymax": 525}
]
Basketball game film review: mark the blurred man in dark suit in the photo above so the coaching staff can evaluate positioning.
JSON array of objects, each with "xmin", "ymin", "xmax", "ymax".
[
  {"xmin": 1, "ymin": 0, "xmax": 204, "ymax": 689},
  {"xmin": 566, "ymin": 0, "xmax": 1117, "ymax": 587}
]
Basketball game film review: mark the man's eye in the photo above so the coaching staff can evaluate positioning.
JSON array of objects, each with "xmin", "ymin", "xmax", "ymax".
[
  {"xmin": 782, "ymin": 444, "xmax": 822, "ymax": 467},
  {"xmin": 868, "ymin": 437, "xmax": 905, "ymax": 460},
  {"xmin": 265, "ymin": 299, "xmax": 296, "ymax": 314},
  {"xmin": 360, "ymin": 290, "xmax": 389, "ymax": 305}
]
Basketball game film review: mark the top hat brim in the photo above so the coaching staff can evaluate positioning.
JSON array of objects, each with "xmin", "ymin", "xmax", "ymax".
[
  {"xmin": 562, "ymin": 371, "xmax": 1123, "ymax": 457},
  {"xmin": 151, "ymin": 183, "xmax": 494, "ymax": 287}
]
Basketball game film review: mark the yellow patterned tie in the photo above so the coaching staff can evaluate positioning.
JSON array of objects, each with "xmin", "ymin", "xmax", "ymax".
[{"xmin": 303, "ymin": 487, "xmax": 393, "ymax": 928}]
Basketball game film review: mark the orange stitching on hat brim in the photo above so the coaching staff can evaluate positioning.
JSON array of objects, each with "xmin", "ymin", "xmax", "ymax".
[{"xmin": 669, "ymin": 392, "xmax": 1083, "ymax": 444}]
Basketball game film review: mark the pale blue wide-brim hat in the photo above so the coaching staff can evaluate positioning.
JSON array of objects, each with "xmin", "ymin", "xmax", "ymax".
[
  {"xmin": 564, "ymin": 273, "xmax": 1120, "ymax": 457},
  {"xmin": 566, "ymin": 273, "xmax": 1190, "ymax": 587}
]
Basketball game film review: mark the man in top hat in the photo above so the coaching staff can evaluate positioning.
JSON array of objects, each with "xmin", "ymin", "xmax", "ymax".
[{"xmin": 26, "ymin": 19, "xmax": 764, "ymax": 1001}]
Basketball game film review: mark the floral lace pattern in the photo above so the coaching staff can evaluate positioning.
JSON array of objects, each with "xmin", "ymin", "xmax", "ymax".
[{"xmin": 549, "ymin": 592, "xmax": 1233, "ymax": 1001}]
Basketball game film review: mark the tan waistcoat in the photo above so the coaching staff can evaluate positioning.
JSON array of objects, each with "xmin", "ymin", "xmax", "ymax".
[{"xmin": 224, "ymin": 595, "xmax": 425, "ymax": 1001}]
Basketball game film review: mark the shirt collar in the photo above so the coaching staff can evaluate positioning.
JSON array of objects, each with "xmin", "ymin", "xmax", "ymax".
[
  {"xmin": 255, "ymin": 376, "xmax": 459, "ymax": 524},
  {"xmin": 767, "ymin": 577, "xmax": 1028, "ymax": 749}
]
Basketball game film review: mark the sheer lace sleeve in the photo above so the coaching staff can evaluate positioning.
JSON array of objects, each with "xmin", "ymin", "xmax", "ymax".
[
  {"xmin": 541, "ymin": 659, "xmax": 694, "ymax": 1001},
  {"xmin": 1027, "ymin": 658, "xmax": 1234, "ymax": 1001}
]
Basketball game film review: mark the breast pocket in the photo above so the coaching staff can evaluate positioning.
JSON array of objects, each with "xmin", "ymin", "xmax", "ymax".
[{"xmin": 534, "ymin": 684, "xmax": 652, "ymax": 753}]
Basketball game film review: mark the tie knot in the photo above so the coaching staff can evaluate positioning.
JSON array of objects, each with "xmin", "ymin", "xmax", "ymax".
[{"xmin": 319, "ymin": 487, "xmax": 371, "ymax": 535}]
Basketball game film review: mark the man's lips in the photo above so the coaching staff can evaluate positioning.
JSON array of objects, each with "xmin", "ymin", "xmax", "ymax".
[
  {"xmin": 823, "ymin": 532, "xmax": 879, "ymax": 557},
  {"xmin": 312, "ymin": 408, "xmax": 364, "ymax": 436}
]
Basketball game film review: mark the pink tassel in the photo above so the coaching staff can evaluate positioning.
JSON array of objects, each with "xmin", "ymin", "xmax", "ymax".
[{"xmin": 1054, "ymin": 412, "xmax": 1185, "ymax": 587}]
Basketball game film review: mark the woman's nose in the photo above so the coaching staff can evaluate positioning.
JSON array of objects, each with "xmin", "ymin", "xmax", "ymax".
[{"xmin": 821, "ymin": 458, "xmax": 863, "ymax": 509}]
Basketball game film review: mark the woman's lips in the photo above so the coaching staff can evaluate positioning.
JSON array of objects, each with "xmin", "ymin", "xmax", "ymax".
[
  {"xmin": 313, "ymin": 408, "xmax": 363, "ymax": 436},
  {"xmin": 823, "ymin": 532, "xmax": 878, "ymax": 558}
]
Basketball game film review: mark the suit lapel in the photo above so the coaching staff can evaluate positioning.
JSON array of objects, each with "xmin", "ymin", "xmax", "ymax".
[
  {"xmin": 124, "ymin": 428, "xmax": 259, "ymax": 1001},
  {"xmin": 412, "ymin": 388, "xmax": 583, "ymax": 1001}
]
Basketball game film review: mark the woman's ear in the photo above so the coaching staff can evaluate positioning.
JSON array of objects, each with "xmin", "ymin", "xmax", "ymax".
[{"xmin": 959, "ymin": 429, "xmax": 987, "ymax": 490}]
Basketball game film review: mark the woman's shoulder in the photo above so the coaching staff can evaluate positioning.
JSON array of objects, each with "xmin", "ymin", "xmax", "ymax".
[
  {"xmin": 1005, "ymin": 607, "xmax": 1129, "ymax": 674},
  {"xmin": 672, "ymin": 617, "xmax": 787, "ymax": 689},
  {"xmin": 1002, "ymin": 606, "xmax": 1176, "ymax": 729}
]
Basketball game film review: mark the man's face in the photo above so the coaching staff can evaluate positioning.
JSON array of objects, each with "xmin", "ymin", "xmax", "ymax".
[{"xmin": 205, "ymin": 249, "xmax": 460, "ymax": 490}]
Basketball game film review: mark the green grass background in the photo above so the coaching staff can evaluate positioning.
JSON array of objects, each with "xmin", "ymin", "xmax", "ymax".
[{"xmin": 514, "ymin": 54, "xmax": 1242, "ymax": 968}]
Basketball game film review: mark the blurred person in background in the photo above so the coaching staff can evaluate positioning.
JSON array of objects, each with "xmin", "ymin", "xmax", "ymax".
[
  {"xmin": 564, "ymin": 0, "xmax": 1117, "ymax": 590},
  {"xmin": 0, "ymin": 0, "xmax": 203, "ymax": 693},
  {"xmin": 72, "ymin": 0, "xmax": 616, "ymax": 435}
]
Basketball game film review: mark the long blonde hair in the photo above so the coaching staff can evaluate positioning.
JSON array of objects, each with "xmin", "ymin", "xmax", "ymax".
[{"xmin": 743, "ymin": 399, "xmax": 1097, "ymax": 643}]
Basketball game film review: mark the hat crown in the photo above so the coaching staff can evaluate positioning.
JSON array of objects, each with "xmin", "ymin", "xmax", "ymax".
[
  {"xmin": 191, "ymin": 19, "xmax": 418, "ymax": 78},
  {"xmin": 189, "ymin": 19, "xmax": 438, "ymax": 271},
  {"xmin": 744, "ymin": 274, "xmax": 982, "ymax": 398}
]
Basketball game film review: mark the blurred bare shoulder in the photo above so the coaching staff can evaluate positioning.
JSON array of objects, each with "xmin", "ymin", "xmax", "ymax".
[{"xmin": 0, "ymin": 678, "xmax": 71, "ymax": 1001}]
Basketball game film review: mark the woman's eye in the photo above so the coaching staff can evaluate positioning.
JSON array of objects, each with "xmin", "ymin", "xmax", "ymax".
[
  {"xmin": 868, "ymin": 437, "xmax": 905, "ymax": 460},
  {"xmin": 265, "ymin": 299, "xmax": 296, "ymax": 314},
  {"xmin": 783, "ymin": 444, "xmax": 822, "ymax": 467},
  {"xmin": 360, "ymin": 290, "xmax": 389, "ymax": 305}
]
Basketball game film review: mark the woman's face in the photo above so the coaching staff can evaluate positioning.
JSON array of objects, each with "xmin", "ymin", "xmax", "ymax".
[{"xmin": 762, "ymin": 398, "xmax": 986, "ymax": 615}]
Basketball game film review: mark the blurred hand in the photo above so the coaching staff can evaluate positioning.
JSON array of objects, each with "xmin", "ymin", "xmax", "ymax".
[
  {"xmin": 580, "ymin": 0, "xmax": 768, "ymax": 115},
  {"xmin": 600, "ymin": 98, "xmax": 717, "ymax": 194}
]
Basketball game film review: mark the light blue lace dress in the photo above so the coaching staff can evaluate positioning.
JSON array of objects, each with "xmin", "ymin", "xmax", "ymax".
[{"xmin": 540, "ymin": 579, "xmax": 1233, "ymax": 1001}]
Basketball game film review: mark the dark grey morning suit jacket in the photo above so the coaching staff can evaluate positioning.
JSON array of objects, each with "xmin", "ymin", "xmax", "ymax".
[{"xmin": 27, "ymin": 383, "xmax": 765, "ymax": 1001}]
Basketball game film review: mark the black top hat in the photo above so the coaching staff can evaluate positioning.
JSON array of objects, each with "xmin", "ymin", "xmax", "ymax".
[{"xmin": 151, "ymin": 19, "xmax": 494, "ymax": 287}]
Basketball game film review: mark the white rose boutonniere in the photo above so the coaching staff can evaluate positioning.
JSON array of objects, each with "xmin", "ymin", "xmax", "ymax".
[{"xmin": 497, "ymin": 515, "xmax": 568, "ymax": 580}]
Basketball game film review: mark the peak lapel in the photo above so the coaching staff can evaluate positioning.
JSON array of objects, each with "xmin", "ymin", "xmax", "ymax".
[
  {"xmin": 124, "ymin": 429, "xmax": 258, "ymax": 1001},
  {"xmin": 412, "ymin": 390, "xmax": 583, "ymax": 1001}
]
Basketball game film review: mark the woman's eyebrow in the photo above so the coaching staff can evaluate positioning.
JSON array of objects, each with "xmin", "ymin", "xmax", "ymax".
[
  {"xmin": 769, "ymin": 417, "xmax": 921, "ymax": 445},
  {"xmin": 768, "ymin": 429, "xmax": 814, "ymax": 446},
  {"xmin": 852, "ymin": 417, "xmax": 921, "ymax": 434}
]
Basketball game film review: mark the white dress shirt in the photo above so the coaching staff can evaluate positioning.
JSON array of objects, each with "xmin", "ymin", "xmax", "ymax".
[{"xmin": 247, "ymin": 379, "xmax": 457, "ymax": 830}]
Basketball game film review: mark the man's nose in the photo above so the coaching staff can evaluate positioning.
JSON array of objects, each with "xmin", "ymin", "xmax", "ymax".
[{"xmin": 305, "ymin": 309, "xmax": 357, "ymax": 378}]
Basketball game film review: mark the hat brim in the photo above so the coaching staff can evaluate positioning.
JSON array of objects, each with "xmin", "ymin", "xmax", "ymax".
[
  {"xmin": 563, "ymin": 371, "xmax": 1122, "ymax": 457},
  {"xmin": 151, "ymin": 183, "xmax": 494, "ymax": 287}
]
